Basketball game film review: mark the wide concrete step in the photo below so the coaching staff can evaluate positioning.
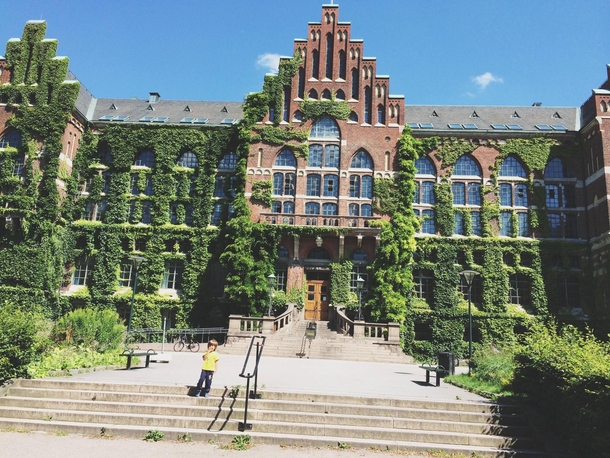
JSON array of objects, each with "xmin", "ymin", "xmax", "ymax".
[
  {"xmin": 0, "ymin": 379, "xmax": 544, "ymax": 456},
  {"xmin": 0, "ymin": 418, "xmax": 545, "ymax": 457}
]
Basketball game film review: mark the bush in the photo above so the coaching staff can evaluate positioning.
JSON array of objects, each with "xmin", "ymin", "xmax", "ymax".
[
  {"xmin": 0, "ymin": 303, "xmax": 48, "ymax": 385},
  {"xmin": 53, "ymin": 308, "xmax": 125, "ymax": 352},
  {"xmin": 471, "ymin": 344, "xmax": 515, "ymax": 387},
  {"xmin": 513, "ymin": 323, "xmax": 610, "ymax": 457},
  {"xmin": 26, "ymin": 346, "xmax": 125, "ymax": 378}
]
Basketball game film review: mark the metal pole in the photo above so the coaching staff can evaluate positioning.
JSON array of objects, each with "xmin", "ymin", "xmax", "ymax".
[
  {"xmin": 468, "ymin": 283, "xmax": 473, "ymax": 375},
  {"xmin": 127, "ymin": 268, "xmax": 138, "ymax": 339},
  {"xmin": 357, "ymin": 289, "xmax": 362, "ymax": 321},
  {"xmin": 162, "ymin": 316, "xmax": 167, "ymax": 353}
]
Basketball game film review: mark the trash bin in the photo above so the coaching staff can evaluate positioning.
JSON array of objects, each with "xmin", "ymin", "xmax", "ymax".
[
  {"xmin": 305, "ymin": 321, "xmax": 317, "ymax": 339},
  {"xmin": 437, "ymin": 350, "xmax": 455, "ymax": 376}
]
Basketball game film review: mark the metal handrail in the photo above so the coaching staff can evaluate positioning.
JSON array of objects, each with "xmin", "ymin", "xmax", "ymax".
[{"xmin": 237, "ymin": 335, "xmax": 266, "ymax": 432}]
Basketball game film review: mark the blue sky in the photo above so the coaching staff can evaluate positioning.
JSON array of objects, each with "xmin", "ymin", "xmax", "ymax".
[{"xmin": 1, "ymin": 0, "xmax": 609, "ymax": 108}]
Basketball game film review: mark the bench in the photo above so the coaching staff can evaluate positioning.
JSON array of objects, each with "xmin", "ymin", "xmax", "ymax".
[
  {"xmin": 419, "ymin": 363, "xmax": 448, "ymax": 387},
  {"xmin": 120, "ymin": 349, "xmax": 158, "ymax": 370}
]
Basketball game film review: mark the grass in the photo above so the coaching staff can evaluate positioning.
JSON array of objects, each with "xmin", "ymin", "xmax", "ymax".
[{"xmin": 445, "ymin": 374, "xmax": 515, "ymax": 400}]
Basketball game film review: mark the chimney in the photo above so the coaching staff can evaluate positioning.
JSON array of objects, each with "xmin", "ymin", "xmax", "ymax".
[
  {"xmin": 532, "ymin": 102, "xmax": 542, "ymax": 107},
  {"xmin": 149, "ymin": 92, "xmax": 160, "ymax": 103}
]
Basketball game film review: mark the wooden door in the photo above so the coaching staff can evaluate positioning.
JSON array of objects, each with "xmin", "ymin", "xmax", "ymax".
[{"xmin": 305, "ymin": 280, "xmax": 330, "ymax": 321}]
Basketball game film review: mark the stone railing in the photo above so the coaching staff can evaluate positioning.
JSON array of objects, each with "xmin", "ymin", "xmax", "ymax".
[
  {"xmin": 335, "ymin": 307, "xmax": 400, "ymax": 343},
  {"xmin": 228, "ymin": 303, "xmax": 297, "ymax": 336}
]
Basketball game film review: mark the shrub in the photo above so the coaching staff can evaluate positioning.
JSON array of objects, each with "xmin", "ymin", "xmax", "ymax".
[
  {"xmin": 0, "ymin": 303, "xmax": 48, "ymax": 384},
  {"xmin": 471, "ymin": 344, "xmax": 515, "ymax": 387},
  {"xmin": 53, "ymin": 308, "xmax": 125, "ymax": 352},
  {"xmin": 513, "ymin": 323, "xmax": 610, "ymax": 456}
]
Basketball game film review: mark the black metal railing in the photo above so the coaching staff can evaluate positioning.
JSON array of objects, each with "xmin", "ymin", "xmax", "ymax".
[
  {"xmin": 127, "ymin": 327, "xmax": 228, "ymax": 345},
  {"xmin": 238, "ymin": 335, "xmax": 266, "ymax": 432}
]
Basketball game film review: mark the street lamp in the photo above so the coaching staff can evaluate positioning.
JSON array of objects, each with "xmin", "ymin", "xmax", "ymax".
[
  {"xmin": 127, "ymin": 255, "xmax": 146, "ymax": 340},
  {"xmin": 356, "ymin": 275, "xmax": 365, "ymax": 321},
  {"xmin": 267, "ymin": 273, "xmax": 276, "ymax": 316},
  {"xmin": 460, "ymin": 270, "xmax": 479, "ymax": 375}
]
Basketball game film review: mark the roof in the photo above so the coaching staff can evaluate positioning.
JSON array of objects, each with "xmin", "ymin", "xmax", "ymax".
[
  {"xmin": 90, "ymin": 98, "xmax": 244, "ymax": 127},
  {"xmin": 403, "ymin": 105, "xmax": 580, "ymax": 133}
]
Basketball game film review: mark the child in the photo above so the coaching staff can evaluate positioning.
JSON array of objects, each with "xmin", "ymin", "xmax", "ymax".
[{"xmin": 195, "ymin": 339, "xmax": 219, "ymax": 398}]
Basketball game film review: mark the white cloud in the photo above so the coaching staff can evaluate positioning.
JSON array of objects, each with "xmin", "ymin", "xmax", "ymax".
[
  {"xmin": 256, "ymin": 53, "xmax": 281, "ymax": 73},
  {"xmin": 472, "ymin": 72, "xmax": 503, "ymax": 90}
]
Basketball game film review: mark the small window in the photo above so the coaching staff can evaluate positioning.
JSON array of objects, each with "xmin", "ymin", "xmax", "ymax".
[
  {"xmin": 350, "ymin": 150, "xmax": 373, "ymax": 169},
  {"xmin": 219, "ymin": 152, "xmax": 238, "ymax": 170},
  {"xmin": 274, "ymin": 150, "xmax": 297, "ymax": 167},
  {"xmin": 177, "ymin": 151, "xmax": 198, "ymax": 168},
  {"xmin": 415, "ymin": 156, "xmax": 435, "ymax": 175},
  {"xmin": 134, "ymin": 150, "xmax": 155, "ymax": 167},
  {"xmin": 453, "ymin": 156, "xmax": 481, "ymax": 177}
]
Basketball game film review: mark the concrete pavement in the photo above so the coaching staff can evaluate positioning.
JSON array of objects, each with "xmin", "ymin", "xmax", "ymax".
[{"xmin": 58, "ymin": 350, "xmax": 485, "ymax": 403}]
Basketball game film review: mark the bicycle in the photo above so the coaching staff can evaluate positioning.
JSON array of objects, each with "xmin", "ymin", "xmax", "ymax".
[{"xmin": 173, "ymin": 334, "xmax": 200, "ymax": 352}]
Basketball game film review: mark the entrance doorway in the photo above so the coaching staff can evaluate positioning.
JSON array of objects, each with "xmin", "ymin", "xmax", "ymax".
[{"xmin": 305, "ymin": 276, "xmax": 330, "ymax": 321}]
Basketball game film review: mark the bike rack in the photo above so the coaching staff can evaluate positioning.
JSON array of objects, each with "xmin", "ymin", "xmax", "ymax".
[{"xmin": 238, "ymin": 335, "xmax": 266, "ymax": 432}]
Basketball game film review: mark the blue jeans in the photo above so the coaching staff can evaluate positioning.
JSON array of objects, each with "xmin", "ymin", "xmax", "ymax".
[{"xmin": 196, "ymin": 369, "xmax": 214, "ymax": 394}]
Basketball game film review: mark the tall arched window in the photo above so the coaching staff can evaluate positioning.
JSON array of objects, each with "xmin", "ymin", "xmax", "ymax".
[
  {"xmin": 350, "ymin": 150, "xmax": 373, "ymax": 169},
  {"xmin": 351, "ymin": 68, "xmax": 359, "ymax": 99},
  {"xmin": 415, "ymin": 156, "xmax": 435, "ymax": 175},
  {"xmin": 310, "ymin": 116, "xmax": 340, "ymax": 139},
  {"xmin": 364, "ymin": 86, "xmax": 372, "ymax": 123},
  {"xmin": 311, "ymin": 50, "xmax": 319, "ymax": 79},
  {"xmin": 177, "ymin": 151, "xmax": 198, "ymax": 168},
  {"xmin": 298, "ymin": 67, "xmax": 305, "ymax": 99},
  {"xmin": 544, "ymin": 158, "xmax": 574, "ymax": 178},
  {"xmin": 338, "ymin": 50, "xmax": 346, "ymax": 79},
  {"xmin": 134, "ymin": 150, "xmax": 155, "ymax": 167},
  {"xmin": 274, "ymin": 150, "xmax": 297, "ymax": 167},
  {"xmin": 321, "ymin": 89, "xmax": 331, "ymax": 100},
  {"xmin": 0, "ymin": 128, "xmax": 23, "ymax": 148},
  {"xmin": 325, "ymin": 33, "xmax": 333, "ymax": 79},
  {"xmin": 218, "ymin": 152, "xmax": 238, "ymax": 170},
  {"xmin": 308, "ymin": 89, "xmax": 318, "ymax": 99},
  {"xmin": 453, "ymin": 155, "xmax": 481, "ymax": 176},
  {"xmin": 499, "ymin": 156, "xmax": 527, "ymax": 178},
  {"xmin": 335, "ymin": 89, "xmax": 345, "ymax": 100}
]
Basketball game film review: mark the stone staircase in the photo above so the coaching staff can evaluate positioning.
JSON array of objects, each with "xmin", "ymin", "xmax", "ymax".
[
  {"xmin": 222, "ymin": 319, "xmax": 414, "ymax": 364},
  {"xmin": 0, "ymin": 378, "xmax": 547, "ymax": 457}
]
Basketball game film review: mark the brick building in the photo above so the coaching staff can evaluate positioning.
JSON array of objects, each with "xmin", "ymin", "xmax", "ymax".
[{"xmin": 1, "ymin": 5, "xmax": 609, "ymax": 340}]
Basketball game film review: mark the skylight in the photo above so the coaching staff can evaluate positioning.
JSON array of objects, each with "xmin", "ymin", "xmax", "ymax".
[
  {"xmin": 535, "ymin": 125, "xmax": 553, "ymax": 131},
  {"xmin": 462, "ymin": 124, "xmax": 478, "ymax": 129},
  {"xmin": 98, "ymin": 115, "xmax": 115, "ymax": 121},
  {"xmin": 491, "ymin": 124, "xmax": 508, "ymax": 130},
  {"xmin": 181, "ymin": 117, "xmax": 195, "ymax": 123},
  {"xmin": 419, "ymin": 123, "xmax": 434, "ymax": 129},
  {"xmin": 113, "ymin": 116, "xmax": 129, "ymax": 121},
  {"xmin": 551, "ymin": 125, "xmax": 567, "ymax": 130},
  {"xmin": 139, "ymin": 116, "xmax": 155, "ymax": 122},
  {"xmin": 152, "ymin": 117, "xmax": 169, "ymax": 123},
  {"xmin": 448, "ymin": 123, "xmax": 463, "ymax": 129},
  {"xmin": 221, "ymin": 119, "xmax": 236, "ymax": 125},
  {"xmin": 507, "ymin": 124, "xmax": 523, "ymax": 130},
  {"xmin": 406, "ymin": 122, "xmax": 420, "ymax": 129},
  {"xmin": 194, "ymin": 118, "xmax": 209, "ymax": 124}
]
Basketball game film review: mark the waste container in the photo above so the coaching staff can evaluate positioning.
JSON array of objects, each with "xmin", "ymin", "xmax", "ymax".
[
  {"xmin": 305, "ymin": 321, "xmax": 317, "ymax": 339},
  {"xmin": 437, "ymin": 350, "xmax": 455, "ymax": 376}
]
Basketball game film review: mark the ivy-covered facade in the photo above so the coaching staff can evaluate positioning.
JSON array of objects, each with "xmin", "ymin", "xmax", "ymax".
[{"xmin": 1, "ymin": 7, "xmax": 610, "ymax": 358}]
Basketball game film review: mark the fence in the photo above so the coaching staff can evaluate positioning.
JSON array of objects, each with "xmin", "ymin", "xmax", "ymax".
[{"xmin": 128, "ymin": 327, "xmax": 228, "ymax": 345}]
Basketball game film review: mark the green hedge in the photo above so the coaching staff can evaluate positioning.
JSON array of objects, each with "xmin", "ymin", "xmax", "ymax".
[{"xmin": 512, "ymin": 323, "xmax": 610, "ymax": 456}]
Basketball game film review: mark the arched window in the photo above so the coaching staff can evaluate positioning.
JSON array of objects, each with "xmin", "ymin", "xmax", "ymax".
[
  {"xmin": 283, "ymin": 202, "xmax": 294, "ymax": 214},
  {"xmin": 134, "ymin": 150, "xmax": 155, "ymax": 167},
  {"xmin": 311, "ymin": 50, "xmax": 319, "ymax": 79},
  {"xmin": 274, "ymin": 150, "xmax": 297, "ymax": 167},
  {"xmin": 321, "ymin": 89, "xmax": 331, "ymax": 100},
  {"xmin": 361, "ymin": 204, "xmax": 372, "ymax": 216},
  {"xmin": 322, "ymin": 203, "xmax": 338, "ymax": 215},
  {"xmin": 278, "ymin": 245, "xmax": 289, "ymax": 258},
  {"xmin": 350, "ymin": 150, "xmax": 373, "ymax": 169},
  {"xmin": 310, "ymin": 116, "xmax": 340, "ymax": 139},
  {"xmin": 325, "ymin": 33, "xmax": 333, "ymax": 79},
  {"xmin": 308, "ymin": 89, "xmax": 318, "ymax": 99},
  {"xmin": 305, "ymin": 202, "xmax": 320, "ymax": 214},
  {"xmin": 99, "ymin": 144, "xmax": 112, "ymax": 165},
  {"xmin": 499, "ymin": 156, "xmax": 527, "ymax": 178},
  {"xmin": 349, "ymin": 112, "xmax": 358, "ymax": 122},
  {"xmin": 218, "ymin": 152, "xmax": 238, "ymax": 170},
  {"xmin": 177, "ymin": 151, "xmax": 198, "ymax": 168},
  {"xmin": 544, "ymin": 158, "xmax": 574, "ymax": 178},
  {"xmin": 351, "ymin": 68, "xmax": 359, "ymax": 99},
  {"xmin": 377, "ymin": 105, "xmax": 385, "ymax": 124},
  {"xmin": 415, "ymin": 156, "xmax": 435, "ymax": 175},
  {"xmin": 338, "ymin": 50, "xmax": 346, "ymax": 79},
  {"xmin": 297, "ymin": 67, "xmax": 305, "ymax": 99},
  {"xmin": 0, "ymin": 128, "xmax": 23, "ymax": 148},
  {"xmin": 364, "ymin": 86, "xmax": 372, "ymax": 123},
  {"xmin": 335, "ymin": 89, "xmax": 345, "ymax": 100},
  {"xmin": 453, "ymin": 155, "xmax": 481, "ymax": 177}
]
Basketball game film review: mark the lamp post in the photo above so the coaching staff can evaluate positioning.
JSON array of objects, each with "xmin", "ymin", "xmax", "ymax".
[
  {"xmin": 356, "ymin": 275, "xmax": 365, "ymax": 321},
  {"xmin": 459, "ymin": 270, "xmax": 479, "ymax": 374},
  {"xmin": 127, "ymin": 255, "xmax": 146, "ymax": 340},
  {"xmin": 267, "ymin": 273, "xmax": 276, "ymax": 316}
]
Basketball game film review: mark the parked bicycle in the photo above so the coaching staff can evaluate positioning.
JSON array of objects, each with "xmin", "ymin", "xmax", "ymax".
[{"xmin": 173, "ymin": 334, "xmax": 200, "ymax": 352}]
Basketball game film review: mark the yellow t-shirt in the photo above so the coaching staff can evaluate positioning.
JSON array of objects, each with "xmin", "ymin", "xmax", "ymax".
[{"xmin": 202, "ymin": 350, "xmax": 219, "ymax": 371}]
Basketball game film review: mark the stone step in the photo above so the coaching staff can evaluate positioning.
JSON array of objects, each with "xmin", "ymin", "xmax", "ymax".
[{"xmin": 0, "ymin": 379, "xmax": 544, "ymax": 456}]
